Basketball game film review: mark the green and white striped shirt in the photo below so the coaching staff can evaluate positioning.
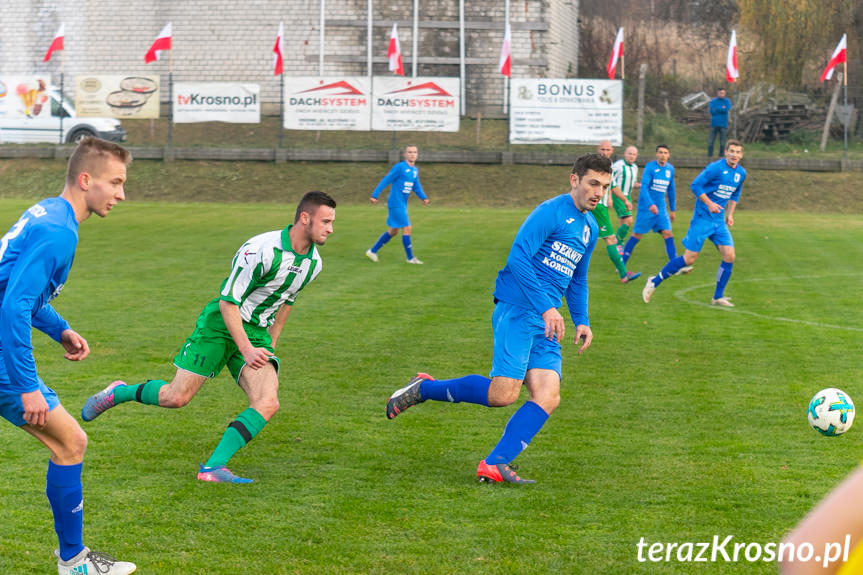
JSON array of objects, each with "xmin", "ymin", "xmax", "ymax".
[
  {"xmin": 219, "ymin": 225, "xmax": 322, "ymax": 328},
  {"xmin": 611, "ymin": 158, "xmax": 639, "ymax": 200}
]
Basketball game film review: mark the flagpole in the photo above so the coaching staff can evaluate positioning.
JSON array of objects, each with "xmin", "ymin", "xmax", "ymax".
[
  {"xmin": 279, "ymin": 72, "xmax": 284, "ymax": 149},
  {"xmin": 168, "ymin": 43, "xmax": 174, "ymax": 151},
  {"xmin": 843, "ymin": 58, "xmax": 848, "ymax": 163},
  {"xmin": 59, "ymin": 49, "xmax": 65, "ymax": 145}
]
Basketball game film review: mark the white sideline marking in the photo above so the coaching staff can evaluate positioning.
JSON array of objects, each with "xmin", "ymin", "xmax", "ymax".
[{"xmin": 672, "ymin": 273, "xmax": 863, "ymax": 332}]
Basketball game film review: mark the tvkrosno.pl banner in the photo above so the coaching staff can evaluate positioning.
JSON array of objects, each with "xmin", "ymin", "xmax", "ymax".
[
  {"xmin": 284, "ymin": 77, "xmax": 371, "ymax": 131},
  {"xmin": 372, "ymin": 77, "xmax": 460, "ymax": 132},
  {"xmin": 509, "ymin": 79, "xmax": 623, "ymax": 145},
  {"xmin": 174, "ymin": 83, "xmax": 260, "ymax": 123},
  {"xmin": 75, "ymin": 76, "xmax": 160, "ymax": 119}
]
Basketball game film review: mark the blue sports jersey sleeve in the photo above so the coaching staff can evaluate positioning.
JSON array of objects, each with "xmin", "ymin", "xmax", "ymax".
[
  {"xmin": 502, "ymin": 202, "xmax": 559, "ymax": 316},
  {"xmin": 667, "ymin": 166, "xmax": 676, "ymax": 212},
  {"xmin": 0, "ymin": 226, "xmax": 74, "ymax": 393},
  {"xmin": 371, "ymin": 163, "xmax": 402, "ymax": 199},
  {"xmin": 640, "ymin": 163, "xmax": 657, "ymax": 210},
  {"xmin": 564, "ymin": 232, "xmax": 596, "ymax": 327},
  {"xmin": 413, "ymin": 173, "xmax": 427, "ymax": 201}
]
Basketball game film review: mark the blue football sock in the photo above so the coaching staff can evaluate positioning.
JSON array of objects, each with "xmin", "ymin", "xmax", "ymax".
[
  {"xmin": 46, "ymin": 461, "xmax": 85, "ymax": 562},
  {"xmin": 371, "ymin": 232, "xmax": 392, "ymax": 253},
  {"xmin": 714, "ymin": 261, "xmax": 733, "ymax": 299},
  {"xmin": 622, "ymin": 236, "xmax": 639, "ymax": 263},
  {"xmin": 402, "ymin": 235, "xmax": 414, "ymax": 259},
  {"xmin": 664, "ymin": 236, "xmax": 677, "ymax": 260},
  {"xmin": 485, "ymin": 401, "xmax": 549, "ymax": 465},
  {"xmin": 654, "ymin": 255, "xmax": 686, "ymax": 285},
  {"xmin": 420, "ymin": 374, "xmax": 490, "ymax": 406}
]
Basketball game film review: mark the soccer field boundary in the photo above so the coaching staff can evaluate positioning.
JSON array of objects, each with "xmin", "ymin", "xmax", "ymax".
[{"xmin": 672, "ymin": 272, "xmax": 863, "ymax": 332}]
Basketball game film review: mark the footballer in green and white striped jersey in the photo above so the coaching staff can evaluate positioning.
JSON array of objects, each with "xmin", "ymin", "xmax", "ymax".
[
  {"xmin": 611, "ymin": 157, "xmax": 638, "ymax": 201},
  {"xmin": 220, "ymin": 226, "xmax": 323, "ymax": 328}
]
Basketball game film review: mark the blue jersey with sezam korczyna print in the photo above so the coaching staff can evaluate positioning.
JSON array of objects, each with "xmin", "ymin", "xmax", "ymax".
[
  {"xmin": 690, "ymin": 158, "xmax": 746, "ymax": 221},
  {"xmin": 493, "ymin": 193, "xmax": 597, "ymax": 328},
  {"xmin": 639, "ymin": 160, "xmax": 677, "ymax": 213},
  {"xmin": 371, "ymin": 161, "xmax": 427, "ymax": 208},
  {"xmin": 0, "ymin": 197, "xmax": 76, "ymax": 394}
]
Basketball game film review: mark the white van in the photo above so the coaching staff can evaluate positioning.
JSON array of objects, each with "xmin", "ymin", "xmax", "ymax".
[{"xmin": 0, "ymin": 88, "xmax": 126, "ymax": 145}]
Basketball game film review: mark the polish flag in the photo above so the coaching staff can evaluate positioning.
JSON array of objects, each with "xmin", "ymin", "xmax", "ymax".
[
  {"xmin": 273, "ymin": 22, "xmax": 284, "ymax": 75},
  {"xmin": 145, "ymin": 23, "xmax": 172, "ymax": 64},
  {"xmin": 820, "ymin": 34, "xmax": 847, "ymax": 82},
  {"xmin": 387, "ymin": 24, "xmax": 404, "ymax": 76},
  {"xmin": 607, "ymin": 27, "xmax": 624, "ymax": 80},
  {"xmin": 498, "ymin": 22, "xmax": 512, "ymax": 77},
  {"xmin": 43, "ymin": 24, "xmax": 65, "ymax": 62},
  {"xmin": 726, "ymin": 29, "xmax": 739, "ymax": 83}
]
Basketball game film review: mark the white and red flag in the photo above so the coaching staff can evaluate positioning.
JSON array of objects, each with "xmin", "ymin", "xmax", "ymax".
[
  {"xmin": 387, "ymin": 24, "xmax": 404, "ymax": 76},
  {"xmin": 820, "ymin": 33, "xmax": 847, "ymax": 82},
  {"xmin": 43, "ymin": 24, "xmax": 64, "ymax": 62},
  {"xmin": 145, "ymin": 23, "xmax": 172, "ymax": 64},
  {"xmin": 498, "ymin": 22, "xmax": 512, "ymax": 77},
  {"xmin": 726, "ymin": 29, "xmax": 739, "ymax": 83},
  {"xmin": 607, "ymin": 27, "xmax": 624, "ymax": 80},
  {"xmin": 273, "ymin": 22, "xmax": 284, "ymax": 75}
]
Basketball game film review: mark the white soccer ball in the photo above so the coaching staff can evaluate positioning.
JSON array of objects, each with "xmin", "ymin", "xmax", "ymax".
[{"xmin": 808, "ymin": 388, "xmax": 855, "ymax": 437}]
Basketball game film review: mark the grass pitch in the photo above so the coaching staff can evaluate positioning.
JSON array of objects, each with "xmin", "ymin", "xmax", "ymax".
[{"xmin": 0, "ymin": 200, "xmax": 860, "ymax": 574}]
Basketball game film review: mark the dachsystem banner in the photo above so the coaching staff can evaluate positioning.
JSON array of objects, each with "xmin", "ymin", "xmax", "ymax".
[
  {"xmin": 284, "ymin": 77, "xmax": 371, "ymax": 131},
  {"xmin": 174, "ymin": 83, "xmax": 260, "ymax": 123},
  {"xmin": 372, "ymin": 77, "xmax": 460, "ymax": 132},
  {"xmin": 0, "ymin": 76, "xmax": 52, "ymax": 118},
  {"xmin": 75, "ymin": 75, "xmax": 160, "ymax": 119},
  {"xmin": 509, "ymin": 79, "xmax": 623, "ymax": 145}
]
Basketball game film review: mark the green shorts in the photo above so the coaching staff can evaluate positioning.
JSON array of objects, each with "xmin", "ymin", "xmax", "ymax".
[
  {"xmin": 613, "ymin": 196, "xmax": 632, "ymax": 219},
  {"xmin": 592, "ymin": 204, "xmax": 615, "ymax": 239},
  {"xmin": 174, "ymin": 298, "xmax": 281, "ymax": 382}
]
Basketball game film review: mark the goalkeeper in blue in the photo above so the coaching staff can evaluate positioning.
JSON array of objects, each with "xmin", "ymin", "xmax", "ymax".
[
  {"xmin": 385, "ymin": 154, "xmax": 607, "ymax": 484},
  {"xmin": 365, "ymin": 144, "xmax": 429, "ymax": 264},
  {"xmin": 0, "ymin": 138, "xmax": 136, "ymax": 574},
  {"xmin": 642, "ymin": 140, "xmax": 746, "ymax": 307}
]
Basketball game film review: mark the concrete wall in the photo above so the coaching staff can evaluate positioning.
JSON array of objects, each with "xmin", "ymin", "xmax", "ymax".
[{"xmin": 0, "ymin": 0, "xmax": 578, "ymax": 117}]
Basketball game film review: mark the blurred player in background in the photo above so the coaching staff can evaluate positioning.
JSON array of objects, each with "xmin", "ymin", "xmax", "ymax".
[
  {"xmin": 593, "ymin": 140, "xmax": 640, "ymax": 284},
  {"xmin": 642, "ymin": 140, "xmax": 745, "ymax": 306},
  {"xmin": 612, "ymin": 145, "xmax": 639, "ymax": 245},
  {"xmin": 621, "ymin": 144, "xmax": 689, "ymax": 274},
  {"xmin": 385, "ymin": 154, "xmax": 607, "ymax": 484},
  {"xmin": 81, "ymin": 191, "xmax": 336, "ymax": 484},
  {"xmin": 0, "ymin": 137, "xmax": 136, "ymax": 574},
  {"xmin": 365, "ymin": 145, "xmax": 429, "ymax": 264}
]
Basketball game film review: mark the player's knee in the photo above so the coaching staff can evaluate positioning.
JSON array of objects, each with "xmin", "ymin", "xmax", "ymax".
[
  {"xmin": 160, "ymin": 387, "xmax": 193, "ymax": 408},
  {"xmin": 253, "ymin": 396, "xmax": 280, "ymax": 420},
  {"xmin": 488, "ymin": 382, "xmax": 522, "ymax": 407},
  {"xmin": 532, "ymin": 390, "xmax": 560, "ymax": 414},
  {"xmin": 57, "ymin": 426, "xmax": 88, "ymax": 462}
]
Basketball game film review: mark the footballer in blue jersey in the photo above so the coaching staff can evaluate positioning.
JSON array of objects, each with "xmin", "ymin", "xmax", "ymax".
[
  {"xmin": 622, "ymin": 144, "xmax": 688, "ymax": 269},
  {"xmin": 643, "ymin": 140, "xmax": 746, "ymax": 307},
  {"xmin": 365, "ymin": 145, "xmax": 429, "ymax": 264},
  {"xmin": 385, "ymin": 154, "xmax": 609, "ymax": 484},
  {"xmin": 0, "ymin": 138, "xmax": 136, "ymax": 574}
]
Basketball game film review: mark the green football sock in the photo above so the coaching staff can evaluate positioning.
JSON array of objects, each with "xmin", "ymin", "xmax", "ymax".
[
  {"xmin": 616, "ymin": 223, "xmax": 630, "ymax": 244},
  {"xmin": 204, "ymin": 408, "xmax": 267, "ymax": 469},
  {"xmin": 606, "ymin": 244, "xmax": 628, "ymax": 278},
  {"xmin": 113, "ymin": 379, "xmax": 169, "ymax": 405}
]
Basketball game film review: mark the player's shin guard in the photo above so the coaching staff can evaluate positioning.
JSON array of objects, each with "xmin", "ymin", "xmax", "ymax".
[
  {"xmin": 655, "ymin": 255, "xmax": 686, "ymax": 285},
  {"xmin": 420, "ymin": 374, "xmax": 491, "ymax": 406},
  {"xmin": 204, "ymin": 408, "xmax": 267, "ymax": 469},
  {"xmin": 714, "ymin": 261, "xmax": 733, "ymax": 299},
  {"xmin": 664, "ymin": 237, "xmax": 677, "ymax": 260},
  {"xmin": 371, "ymin": 231, "xmax": 392, "ymax": 253},
  {"xmin": 113, "ymin": 379, "xmax": 168, "ymax": 405},
  {"xmin": 622, "ymin": 236, "xmax": 639, "ymax": 263},
  {"xmin": 402, "ymin": 235, "xmax": 414, "ymax": 260},
  {"xmin": 616, "ymin": 223, "xmax": 630, "ymax": 244},
  {"xmin": 606, "ymin": 244, "xmax": 628, "ymax": 278},
  {"xmin": 46, "ymin": 461, "xmax": 84, "ymax": 562},
  {"xmin": 485, "ymin": 401, "xmax": 549, "ymax": 465}
]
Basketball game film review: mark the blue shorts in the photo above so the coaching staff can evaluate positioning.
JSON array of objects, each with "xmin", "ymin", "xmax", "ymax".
[
  {"xmin": 682, "ymin": 216, "xmax": 734, "ymax": 252},
  {"xmin": 490, "ymin": 300, "xmax": 562, "ymax": 380},
  {"xmin": 386, "ymin": 207, "xmax": 410, "ymax": 229},
  {"xmin": 633, "ymin": 210, "xmax": 672, "ymax": 234},
  {"xmin": 0, "ymin": 376, "xmax": 60, "ymax": 427}
]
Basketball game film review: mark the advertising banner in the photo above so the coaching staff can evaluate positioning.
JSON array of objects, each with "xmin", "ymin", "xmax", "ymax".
[
  {"xmin": 75, "ymin": 75, "xmax": 160, "ymax": 119},
  {"xmin": 284, "ymin": 77, "xmax": 371, "ymax": 131},
  {"xmin": 509, "ymin": 79, "xmax": 623, "ymax": 145},
  {"xmin": 372, "ymin": 77, "xmax": 459, "ymax": 132},
  {"xmin": 174, "ymin": 83, "xmax": 260, "ymax": 123},
  {"xmin": 0, "ymin": 76, "xmax": 52, "ymax": 118}
]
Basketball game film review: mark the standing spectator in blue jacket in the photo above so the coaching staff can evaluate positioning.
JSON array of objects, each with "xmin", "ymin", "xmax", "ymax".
[{"xmin": 708, "ymin": 87, "xmax": 732, "ymax": 158}]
